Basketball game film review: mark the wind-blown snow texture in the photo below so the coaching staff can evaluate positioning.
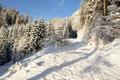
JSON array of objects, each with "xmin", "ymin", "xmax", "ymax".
[{"xmin": 0, "ymin": 39, "xmax": 120, "ymax": 80}]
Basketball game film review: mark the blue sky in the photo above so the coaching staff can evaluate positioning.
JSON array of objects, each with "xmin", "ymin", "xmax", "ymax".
[{"xmin": 1, "ymin": 0, "xmax": 80, "ymax": 20}]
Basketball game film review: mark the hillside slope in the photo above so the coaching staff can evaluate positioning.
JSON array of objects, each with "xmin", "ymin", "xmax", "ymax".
[{"xmin": 0, "ymin": 39, "xmax": 120, "ymax": 80}]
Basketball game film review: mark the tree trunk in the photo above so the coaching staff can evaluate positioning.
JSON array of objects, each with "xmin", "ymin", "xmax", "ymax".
[{"xmin": 103, "ymin": 0, "xmax": 107, "ymax": 16}]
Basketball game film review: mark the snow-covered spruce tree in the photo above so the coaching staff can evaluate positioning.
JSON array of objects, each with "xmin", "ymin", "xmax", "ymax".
[
  {"xmin": 0, "ymin": 8, "xmax": 47, "ymax": 64},
  {"xmin": 77, "ymin": 0, "xmax": 120, "ymax": 46},
  {"xmin": 11, "ymin": 19, "xmax": 47, "ymax": 62},
  {"xmin": 0, "ymin": 25, "xmax": 11, "ymax": 65},
  {"xmin": 29, "ymin": 19, "xmax": 46, "ymax": 51},
  {"xmin": 44, "ymin": 21, "xmax": 56, "ymax": 47},
  {"xmin": 45, "ymin": 20, "xmax": 69, "ymax": 47}
]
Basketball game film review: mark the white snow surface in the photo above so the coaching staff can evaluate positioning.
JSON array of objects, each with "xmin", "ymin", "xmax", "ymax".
[{"xmin": 0, "ymin": 39, "xmax": 120, "ymax": 80}]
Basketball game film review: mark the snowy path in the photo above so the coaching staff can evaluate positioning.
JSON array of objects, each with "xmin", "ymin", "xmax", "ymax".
[{"xmin": 0, "ymin": 39, "xmax": 120, "ymax": 80}]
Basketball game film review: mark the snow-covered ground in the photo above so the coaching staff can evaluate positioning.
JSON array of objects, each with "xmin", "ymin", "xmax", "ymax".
[{"xmin": 0, "ymin": 39, "xmax": 120, "ymax": 80}]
